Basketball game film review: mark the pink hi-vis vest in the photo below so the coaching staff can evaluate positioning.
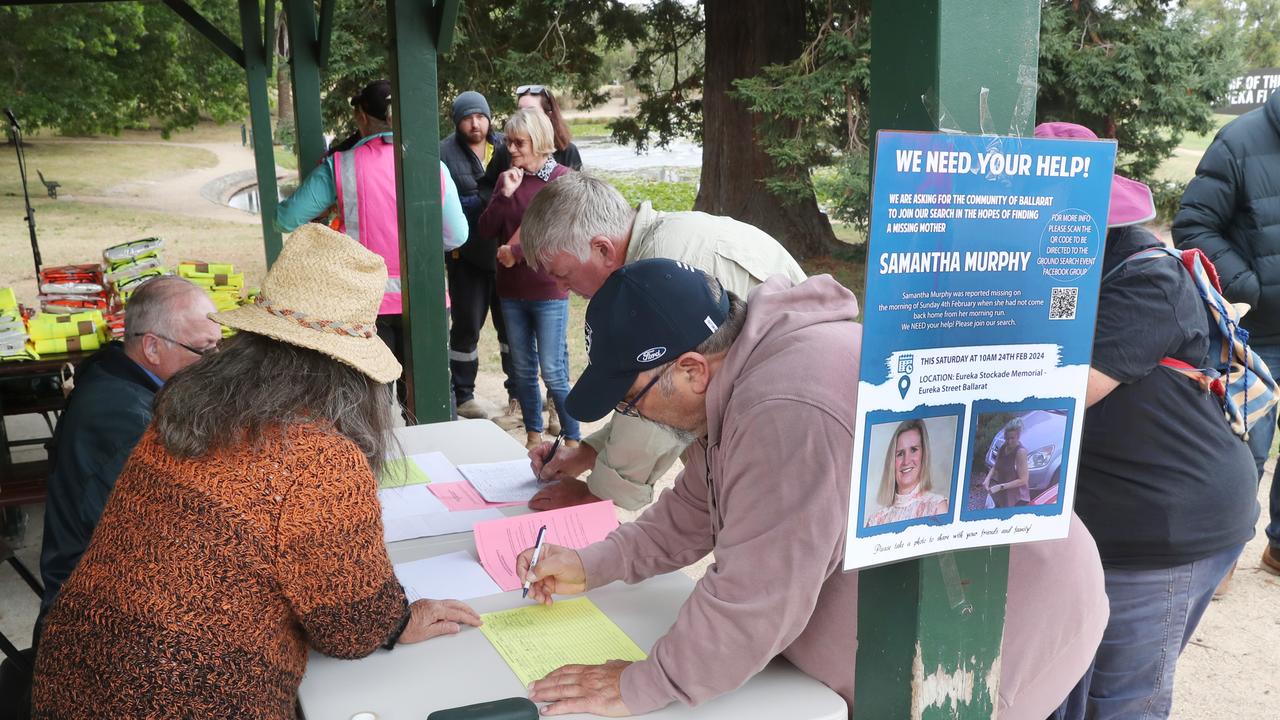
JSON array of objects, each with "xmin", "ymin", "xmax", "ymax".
[
  {"xmin": 333, "ymin": 136, "xmax": 451, "ymax": 315},
  {"xmin": 333, "ymin": 137, "xmax": 402, "ymax": 315}
]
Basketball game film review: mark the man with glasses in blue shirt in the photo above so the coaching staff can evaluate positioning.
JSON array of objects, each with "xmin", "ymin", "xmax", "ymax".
[{"xmin": 35, "ymin": 275, "xmax": 220, "ymax": 644}]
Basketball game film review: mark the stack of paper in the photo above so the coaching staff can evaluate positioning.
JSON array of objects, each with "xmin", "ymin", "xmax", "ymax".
[
  {"xmin": 429, "ymin": 482, "xmax": 524, "ymax": 511},
  {"xmin": 473, "ymin": 501, "xmax": 619, "ymax": 591},
  {"xmin": 457, "ymin": 459, "xmax": 540, "ymax": 503},
  {"xmin": 479, "ymin": 598, "xmax": 648, "ymax": 685},
  {"xmin": 378, "ymin": 451, "xmax": 510, "ymax": 542},
  {"xmin": 378, "ymin": 451, "xmax": 465, "ymax": 489},
  {"xmin": 393, "ymin": 550, "xmax": 502, "ymax": 602}
]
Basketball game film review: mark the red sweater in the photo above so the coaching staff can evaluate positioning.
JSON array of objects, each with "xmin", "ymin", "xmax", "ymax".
[{"xmin": 478, "ymin": 163, "xmax": 571, "ymax": 301}]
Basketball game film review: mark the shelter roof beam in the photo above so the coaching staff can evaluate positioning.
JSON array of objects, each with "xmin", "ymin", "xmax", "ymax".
[{"xmin": 162, "ymin": 0, "xmax": 246, "ymax": 68}]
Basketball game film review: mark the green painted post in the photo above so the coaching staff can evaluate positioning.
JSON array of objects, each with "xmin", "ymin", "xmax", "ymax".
[
  {"xmin": 856, "ymin": 2, "xmax": 1040, "ymax": 719},
  {"xmin": 238, "ymin": 0, "xmax": 283, "ymax": 266},
  {"xmin": 386, "ymin": 0, "xmax": 450, "ymax": 423},
  {"xmin": 285, "ymin": 0, "xmax": 326, "ymax": 172}
]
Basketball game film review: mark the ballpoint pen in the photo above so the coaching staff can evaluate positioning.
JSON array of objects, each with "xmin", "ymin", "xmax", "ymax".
[
  {"xmin": 538, "ymin": 434, "xmax": 564, "ymax": 482},
  {"xmin": 522, "ymin": 524, "xmax": 548, "ymax": 599}
]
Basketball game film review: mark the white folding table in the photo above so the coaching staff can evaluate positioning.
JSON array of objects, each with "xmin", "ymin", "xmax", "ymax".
[{"xmin": 298, "ymin": 420, "xmax": 847, "ymax": 720}]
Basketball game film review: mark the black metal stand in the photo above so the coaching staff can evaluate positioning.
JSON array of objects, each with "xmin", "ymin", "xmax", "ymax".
[{"xmin": 6, "ymin": 112, "xmax": 42, "ymax": 279}]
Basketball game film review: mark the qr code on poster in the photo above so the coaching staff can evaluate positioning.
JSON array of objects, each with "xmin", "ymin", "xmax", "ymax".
[{"xmin": 1049, "ymin": 287, "xmax": 1078, "ymax": 320}]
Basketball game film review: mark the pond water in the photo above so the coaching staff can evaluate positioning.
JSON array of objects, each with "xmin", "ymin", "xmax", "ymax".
[
  {"xmin": 578, "ymin": 137, "xmax": 702, "ymax": 171},
  {"xmin": 228, "ymin": 185, "xmax": 285, "ymax": 213}
]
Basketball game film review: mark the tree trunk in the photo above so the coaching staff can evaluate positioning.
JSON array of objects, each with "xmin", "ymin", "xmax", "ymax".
[
  {"xmin": 276, "ymin": 11, "xmax": 293, "ymax": 124},
  {"xmin": 696, "ymin": 0, "xmax": 836, "ymax": 260},
  {"xmin": 278, "ymin": 64, "xmax": 294, "ymax": 123}
]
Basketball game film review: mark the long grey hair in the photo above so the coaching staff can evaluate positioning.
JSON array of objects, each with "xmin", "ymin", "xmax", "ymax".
[{"xmin": 153, "ymin": 331, "xmax": 394, "ymax": 475}]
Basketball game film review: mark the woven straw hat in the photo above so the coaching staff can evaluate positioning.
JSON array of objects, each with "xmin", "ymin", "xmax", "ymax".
[{"xmin": 211, "ymin": 224, "xmax": 402, "ymax": 383}]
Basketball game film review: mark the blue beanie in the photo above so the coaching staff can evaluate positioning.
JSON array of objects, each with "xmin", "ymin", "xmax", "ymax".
[{"xmin": 452, "ymin": 91, "xmax": 491, "ymax": 126}]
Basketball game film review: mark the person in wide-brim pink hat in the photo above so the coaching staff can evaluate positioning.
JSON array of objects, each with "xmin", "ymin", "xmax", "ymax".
[{"xmin": 1034, "ymin": 121, "xmax": 1157, "ymax": 228}]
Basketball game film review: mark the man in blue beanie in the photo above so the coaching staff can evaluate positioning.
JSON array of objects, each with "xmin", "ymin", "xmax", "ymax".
[{"xmin": 440, "ymin": 91, "xmax": 517, "ymax": 422}]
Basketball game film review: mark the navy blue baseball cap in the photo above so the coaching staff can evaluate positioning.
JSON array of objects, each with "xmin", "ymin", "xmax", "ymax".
[{"xmin": 566, "ymin": 258, "xmax": 730, "ymax": 423}]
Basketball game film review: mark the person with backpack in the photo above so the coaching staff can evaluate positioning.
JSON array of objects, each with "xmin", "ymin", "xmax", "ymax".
[
  {"xmin": 1172, "ymin": 87, "xmax": 1280, "ymax": 576},
  {"xmin": 1038, "ymin": 123, "xmax": 1259, "ymax": 720}
]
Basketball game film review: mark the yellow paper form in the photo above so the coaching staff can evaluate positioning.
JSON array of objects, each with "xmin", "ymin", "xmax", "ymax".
[
  {"xmin": 479, "ymin": 597, "xmax": 648, "ymax": 685},
  {"xmin": 379, "ymin": 457, "xmax": 431, "ymax": 489}
]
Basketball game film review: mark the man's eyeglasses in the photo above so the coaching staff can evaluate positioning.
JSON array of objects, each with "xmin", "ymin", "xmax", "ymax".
[
  {"xmin": 131, "ymin": 332, "xmax": 218, "ymax": 357},
  {"xmin": 516, "ymin": 85, "xmax": 546, "ymax": 96},
  {"xmin": 615, "ymin": 365, "xmax": 669, "ymax": 418}
]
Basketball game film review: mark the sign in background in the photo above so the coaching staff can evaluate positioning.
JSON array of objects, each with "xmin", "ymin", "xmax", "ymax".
[
  {"xmin": 843, "ymin": 131, "xmax": 1117, "ymax": 570},
  {"xmin": 1217, "ymin": 68, "xmax": 1280, "ymax": 115}
]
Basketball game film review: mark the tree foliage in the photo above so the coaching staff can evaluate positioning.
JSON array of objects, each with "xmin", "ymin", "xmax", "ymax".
[
  {"xmin": 1187, "ymin": 0, "xmax": 1280, "ymax": 70},
  {"xmin": 321, "ymin": 0, "xmax": 643, "ymax": 140},
  {"xmin": 730, "ymin": 1, "xmax": 871, "ymax": 229},
  {"xmin": 1037, "ymin": 0, "xmax": 1236, "ymax": 178},
  {"xmin": 0, "ymin": 2, "xmax": 246, "ymax": 136}
]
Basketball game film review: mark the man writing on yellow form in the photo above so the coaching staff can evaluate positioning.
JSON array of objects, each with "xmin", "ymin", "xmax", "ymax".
[{"xmin": 518, "ymin": 259, "xmax": 1109, "ymax": 718}]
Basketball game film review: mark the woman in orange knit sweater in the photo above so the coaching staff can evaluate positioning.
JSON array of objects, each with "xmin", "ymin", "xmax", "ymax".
[{"xmin": 31, "ymin": 225, "xmax": 481, "ymax": 718}]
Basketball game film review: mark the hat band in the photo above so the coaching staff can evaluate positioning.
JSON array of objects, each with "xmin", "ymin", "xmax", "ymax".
[{"xmin": 254, "ymin": 295, "xmax": 376, "ymax": 339}]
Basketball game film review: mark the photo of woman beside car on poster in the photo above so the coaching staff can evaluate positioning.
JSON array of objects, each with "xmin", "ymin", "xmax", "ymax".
[{"xmin": 967, "ymin": 408, "xmax": 1069, "ymax": 511}]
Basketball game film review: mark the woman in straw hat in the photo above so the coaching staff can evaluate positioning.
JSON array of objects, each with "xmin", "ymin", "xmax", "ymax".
[{"xmin": 31, "ymin": 225, "xmax": 482, "ymax": 719}]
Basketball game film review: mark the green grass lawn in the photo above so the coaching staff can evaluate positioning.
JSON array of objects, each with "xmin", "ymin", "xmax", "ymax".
[
  {"xmin": 566, "ymin": 118, "xmax": 613, "ymax": 139},
  {"xmin": 274, "ymin": 146, "xmax": 299, "ymax": 172},
  {"xmin": 0, "ymin": 196, "xmax": 264, "ymax": 305},
  {"xmin": 0, "ymin": 138, "xmax": 217, "ymax": 197},
  {"xmin": 1172, "ymin": 114, "xmax": 1233, "ymax": 153}
]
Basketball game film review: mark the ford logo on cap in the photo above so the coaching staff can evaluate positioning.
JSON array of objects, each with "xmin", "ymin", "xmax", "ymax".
[{"xmin": 636, "ymin": 346, "xmax": 667, "ymax": 363}]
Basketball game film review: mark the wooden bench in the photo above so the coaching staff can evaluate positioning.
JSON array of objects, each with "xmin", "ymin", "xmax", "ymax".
[{"xmin": 0, "ymin": 461, "xmax": 49, "ymax": 508}]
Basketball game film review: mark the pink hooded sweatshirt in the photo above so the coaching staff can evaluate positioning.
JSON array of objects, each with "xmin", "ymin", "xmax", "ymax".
[{"xmin": 577, "ymin": 274, "xmax": 1108, "ymax": 719}]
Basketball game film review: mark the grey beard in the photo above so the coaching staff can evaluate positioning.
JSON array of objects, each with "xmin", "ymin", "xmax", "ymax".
[{"xmin": 652, "ymin": 420, "xmax": 698, "ymax": 446}]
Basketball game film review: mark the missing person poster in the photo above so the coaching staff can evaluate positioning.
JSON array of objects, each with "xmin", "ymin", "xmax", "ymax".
[{"xmin": 843, "ymin": 131, "xmax": 1117, "ymax": 570}]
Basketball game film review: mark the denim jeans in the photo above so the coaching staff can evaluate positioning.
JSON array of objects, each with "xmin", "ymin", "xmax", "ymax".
[
  {"xmin": 499, "ymin": 298, "xmax": 580, "ymax": 440},
  {"xmin": 1246, "ymin": 343, "xmax": 1280, "ymax": 548},
  {"xmin": 1053, "ymin": 543, "xmax": 1245, "ymax": 720}
]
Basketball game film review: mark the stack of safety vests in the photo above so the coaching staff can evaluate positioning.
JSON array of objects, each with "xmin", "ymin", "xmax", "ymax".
[
  {"xmin": 179, "ymin": 261, "xmax": 246, "ymax": 337},
  {"xmin": 0, "ymin": 287, "xmax": 35, "ymax": 361},
  {"xmin": 37, "ymin": 264, "xmax": 110, "ymax": 315},
  {"xmin": 26, "ymin": 309, "xmax": 109, "ymax": 355},
  {"xmin": 103, "ymin": 237, "xmax": 169, "ymax": 339}
]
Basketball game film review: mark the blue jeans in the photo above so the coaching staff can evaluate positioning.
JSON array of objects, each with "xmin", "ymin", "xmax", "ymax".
[
  {"xmin": 499, "ymin": 298, "xmax": 580, "ymax": 440},
  {"xmin": 1053, "ymin": 543, "xmax": 1244, "ymax": 720},
  {"xmin": 1245, "ymin": 343, "xmax": 1280, "ymax": 548}
]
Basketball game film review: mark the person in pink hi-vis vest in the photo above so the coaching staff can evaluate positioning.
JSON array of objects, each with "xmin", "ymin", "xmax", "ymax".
[{"xmin": 276, "ymin": 79, "xmax": 469, "ymax": 372}]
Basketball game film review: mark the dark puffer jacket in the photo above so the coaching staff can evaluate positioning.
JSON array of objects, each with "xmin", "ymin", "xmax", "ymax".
[
  {"xmin": 1173, "ymin": 89, "xmax": 1280, "ymax": 344},
  {"xmin": 36, "ymin": 342, "xmax": 160, "ymax": 637},
  {"xmin": 440, "ymin": 129, "xmax": 503, "ymax": 270}
]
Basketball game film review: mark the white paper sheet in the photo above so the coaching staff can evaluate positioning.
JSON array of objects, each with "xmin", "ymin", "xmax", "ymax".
[
  {"xmin": 394, "ymin": 550, "xmax": 503, "ymax": 602},
  {"xmin": 456, "ymin": 459, "xmax": 540, "ymax": 503},
  {"xmin": 409, "ymin": 451, "xmax": 466, "ymax": 484},
  {"xmin": 383, "ymin": 508, "xmax": 505, "ymax": 543},
  {"xmin": 379, "ymin": 484, "xmax": 449, "ymax": 520}
]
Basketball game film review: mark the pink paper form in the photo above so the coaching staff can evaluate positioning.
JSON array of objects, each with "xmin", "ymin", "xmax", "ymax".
[
  {"xmin": 429, "ymin": 481, "xmax": 524, "ymax": 511},
  {"xmin": 473, "ymin": 500, "xmax": 620, "ymax": 591}
]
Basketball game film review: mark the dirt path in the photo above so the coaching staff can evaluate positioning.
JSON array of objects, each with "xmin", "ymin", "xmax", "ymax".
[{"xmin": 49, "ymin": 137, "xmax": 274, "ymax": 225}]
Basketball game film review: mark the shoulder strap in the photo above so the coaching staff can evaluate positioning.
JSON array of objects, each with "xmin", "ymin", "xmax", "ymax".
[{"xmin": 1101, "ymin": 245, "xmax": 1178, "ymax": 284}]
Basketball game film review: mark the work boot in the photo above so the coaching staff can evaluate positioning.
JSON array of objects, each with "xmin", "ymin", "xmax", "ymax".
[
  {"xmin": 457, "ymin": 397, "xmax": 497, "ymax": 420},
  {"xmin": 1263, "ymin": 544, "xmax": 1280, "ymax": 576},
  {"xmin": 493, "ymin": 398, "xmax": 523, "ymax": 431},
  {"xmin": 547, "ymin": 390, "xmax": 561, "ymax": 436},
  {"xmin": 526, "ymin": 431, "xmax": 544, "ymax": 450}
]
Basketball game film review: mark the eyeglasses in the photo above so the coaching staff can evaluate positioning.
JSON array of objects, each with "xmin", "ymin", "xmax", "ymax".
[
  {"xmin": 615, "ymin": 365, "xmax": 670, "ymax": 418},
  {"xmin": 131, "ymin": 332, "xmax": 218, "ymax": 357},
  {"xmin": 516, "ymin": 85, "xmax": 546, "ymax": 96}
]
